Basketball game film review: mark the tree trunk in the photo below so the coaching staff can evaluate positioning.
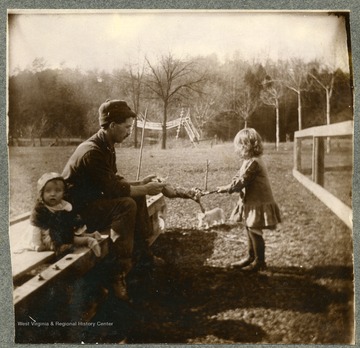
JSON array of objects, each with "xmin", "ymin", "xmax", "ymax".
[
  {"xmin": 133, "ymin": 94, "xmax": 141, "ymax": 148},
  {"xmin": 275, "ymin": 106, "xmax": 280, "ymax": 151},
  {"xmin": 134, "ymin": 115, "xmax": 138, "ymax": 148},
  {"xmin": 326, "ymin": 89, "xmax": 331, "ymax": 153},
  {"xmin": 162, "ymin": 104, "xmax": 167, "ymax": 149},
  {"xmin": 297, "ymin": 92, "xmax": 302, "ymax": 131}
]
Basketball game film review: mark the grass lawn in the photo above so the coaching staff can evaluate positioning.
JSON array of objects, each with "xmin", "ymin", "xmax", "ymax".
[{"xmin": 8, "ymin": 140, "xmax": 354, "ymax": 344}]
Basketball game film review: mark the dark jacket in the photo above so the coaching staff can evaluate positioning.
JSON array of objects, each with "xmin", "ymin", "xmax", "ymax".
[
  {"xmin": 62, "ymin": 129, "xmax": 131, "ymax": 210},
  {"xmin": 30, "ymin": 200, "xmax": 83, "ymax": 247}
]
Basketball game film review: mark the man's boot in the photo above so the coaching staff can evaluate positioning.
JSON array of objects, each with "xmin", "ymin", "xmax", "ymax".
[
  {"xmin": 242, "ymin": 232, "xmax": 266, "ymax": 272},
  {"xmin": 231, "ymin": 229, "xmax": 255, "ymax": 268},
  {"xmin": 109, "ymin": 256, "xmax": 132, "ymax": 301},
  {"xmin": 111, "ymin": 273, "xmax": 130, "ymax": 301}
]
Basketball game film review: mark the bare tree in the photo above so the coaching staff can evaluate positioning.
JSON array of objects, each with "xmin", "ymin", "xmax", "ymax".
[
  {"xmin": 30, "ymin": 57, "xmax": 47, "ymax": 73},
  {"xmin": 309, "ymin": 63, "xmax": 335, "ymax": 152},
  {"xmin": 238, "ymin": 65, "xmax": 267, "ymax": 128},
  {"xmin": 310, "ymin": 68, "xmax": 334, "ymax": 127},
  {"xmin": 123, "ymin": 61, "xmax": 146, "ymax": 148},
  {"xmin": 235, "ymin": 85, "xmax": 260, "ymax": 129},
  {"xmin": 34, "ymin": 113, "xmax": 49, "ymax": 146},
  {"xmin": 145, "ymin": 53, "xmax": 206, "ymax": 149},
  {"xmin": 284, "ymin": 59, "xmax": 312, "ymax": 130},
  {"xmin": 260, "ymin": 76, "xmax": 284, "ymax": 150},
  {"xmin": 222, "ymin": 64, "xmax": 265, "ymax": 129},
  {"xmin": 192, "ymin": 83, "xmax": 219, "ymax": 139}
]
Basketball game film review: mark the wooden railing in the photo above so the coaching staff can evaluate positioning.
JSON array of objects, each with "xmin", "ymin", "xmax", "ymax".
[{"xmin": 293, "ymin": 120, "xmax": 353, "ymax": 229}]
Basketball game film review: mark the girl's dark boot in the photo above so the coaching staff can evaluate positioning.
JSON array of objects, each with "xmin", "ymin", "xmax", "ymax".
[
  {"xmin": 231, "ymin": 229, "xmax": 255, "ymax": 268},
  {"xmin": 242, "ymin": 232, "xmax": 266, "ymax": 272}
]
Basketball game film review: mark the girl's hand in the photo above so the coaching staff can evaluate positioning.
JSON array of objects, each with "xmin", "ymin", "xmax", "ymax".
[{"xmin": 217, "ymin": 184, "xmax": 231, "ymax": 193}]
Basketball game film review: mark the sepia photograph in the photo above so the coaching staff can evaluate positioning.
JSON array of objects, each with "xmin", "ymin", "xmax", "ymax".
[{"xmin": 6, "ymin": 8, "xmax": 354, "ymax": 344}]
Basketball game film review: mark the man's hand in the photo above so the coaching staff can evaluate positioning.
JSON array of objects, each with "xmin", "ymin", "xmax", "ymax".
[
  {"xmin": 141, "ymin": 174, "xmax": 157, "ymax": 185},
  {"xmin": 144, "ymin": 182, "xmax": 165, "ymax": 195},
  {"xmin": 129, "ymin": 181, "xmax": 165, "ymax": 197}
]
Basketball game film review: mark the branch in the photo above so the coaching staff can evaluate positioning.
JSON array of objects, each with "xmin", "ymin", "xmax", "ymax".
[{"xmin": 309, "ymin": 72, "xmax": 327, "ymax": 90}]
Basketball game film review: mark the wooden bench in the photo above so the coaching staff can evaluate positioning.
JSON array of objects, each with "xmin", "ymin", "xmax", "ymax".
[{"xmin": 10, "ymin": 194, "xmax": 166, "ymax": 317}]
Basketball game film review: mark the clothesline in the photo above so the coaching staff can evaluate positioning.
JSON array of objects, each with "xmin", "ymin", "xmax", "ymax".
[
  {"xmin": 135, "ymin": 118, "xmax": 183, "ymax": 130},
  {"xmin": 133, "ymin": 108, "xmax": 200, "ymax": 143}
]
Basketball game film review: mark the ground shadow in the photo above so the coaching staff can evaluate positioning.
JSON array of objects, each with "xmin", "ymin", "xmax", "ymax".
[
  {"xmin": 16, "ymin": 227, "xmax": 353, "ymax": 344},
  {"xmin": 104, "ymin": 229, "xmax": 353, "ymax": 344},
  {"xmin": 269, "ymin": 265, "xmax": 353, "ymax": 280}
]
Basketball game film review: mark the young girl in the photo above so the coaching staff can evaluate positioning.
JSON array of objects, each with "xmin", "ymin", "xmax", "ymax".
[
  {"xmin": 30, "ymin": 172, "xmax": 102, "ymax": 257},
  {"xmin": 217, "ymin": 128, "xmax": 281, "ymax": 272}
]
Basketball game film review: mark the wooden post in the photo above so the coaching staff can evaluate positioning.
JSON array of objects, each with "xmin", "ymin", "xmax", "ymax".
[
  {"xmin": 292, "ymin": 121, "xmax": 352, "ymax": 229},
  {"xmin": 294, "ymin": 136, "xmax": 302, "ymax": 171},
  {"xmin": 136, "ymin": 108, "xmax": 147, "ymax": 181},
  {"xmin": 312, "ymin": 137, "xmax": 325, "ymax": 186}
]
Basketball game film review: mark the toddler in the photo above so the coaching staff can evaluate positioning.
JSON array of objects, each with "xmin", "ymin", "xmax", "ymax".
[
  {"xmin": 217, "ymin": 128, "xmax": 281, "ymax": 272},
  {"xmin": 30, "ymin": 172, "xmax": 102, "ymax": 257}
]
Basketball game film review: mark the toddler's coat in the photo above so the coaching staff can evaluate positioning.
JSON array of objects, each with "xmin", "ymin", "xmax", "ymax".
[{"xmin": 30, "ymin": 199, "xmax": 84, "ymax": 251}]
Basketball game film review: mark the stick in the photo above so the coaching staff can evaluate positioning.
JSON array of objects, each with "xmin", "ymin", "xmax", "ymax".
[
  {"xmin": 198, "ymin": 201, "xmax": 206, "ymax": 213},
  {"xmin": 136, "ymin": 108, "xmax": 147, "ymax": 181},
  {"xmin": 201, "ymin": 190, "xmax": 218, "ymax": 196},
  {"xmin": 204, "ymin": 159, "xmax": 209, "ymax": 191}
]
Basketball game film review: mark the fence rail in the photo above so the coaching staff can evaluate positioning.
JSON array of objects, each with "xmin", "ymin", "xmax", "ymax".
[
  {"xmin": 9, "ymin": 137, "xmax": 84, "ymax": 146},
  {"xmin": 293, "ymin": 120, "xmax": 353, "ymax": 229}
]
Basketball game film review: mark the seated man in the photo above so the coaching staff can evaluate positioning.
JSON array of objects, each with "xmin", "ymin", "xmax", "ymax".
[{"xmin": 62, "ymin": 99, "xmax": 165, "ymax": 301}]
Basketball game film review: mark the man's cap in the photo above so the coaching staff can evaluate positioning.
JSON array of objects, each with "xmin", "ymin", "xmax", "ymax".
[
  {"xmin": 98, "ymin": 99, "xmax": 137, "ymax": 126},
  {"xmin": 37, "ymin": 172, "xmax": 64, "ymax": 193}
]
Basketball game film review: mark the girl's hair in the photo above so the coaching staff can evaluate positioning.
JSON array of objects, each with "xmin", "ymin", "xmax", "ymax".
[{"xmin": 234, "ymin": 128, "xmax": 263, "ymax": 159}]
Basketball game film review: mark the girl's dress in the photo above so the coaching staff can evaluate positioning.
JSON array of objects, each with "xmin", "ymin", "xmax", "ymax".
[{"xmin": 229, "ymin": 157, "xmax": 281, "ymax": 229}]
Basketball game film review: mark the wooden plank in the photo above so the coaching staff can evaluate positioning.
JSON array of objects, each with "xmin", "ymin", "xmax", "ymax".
[
  {"xmin": 147, "ymin": 194, "xmax": 166, "ymax": 245},
  {"xmin": 294, "ymin": 120, "xmax": 353, "ymax": 138},
  {"xmin": 312, "ymin": 137, "xmax": 325, "ymax": 186},
  {"xmin": 292, "ymin": 169, "xmax": 352, "ymax": 229},
  {"xmin": 9, "ymin": 219, "xmax": 31, "ymax": 247},
  {"xmin": 12, "ymin": 251, "xmax": 55, "ymax": 282},
  {"xmin": 148, "ymin": 212, "xmax": 165, "ymax": 246},
  {"xmin": 146, "ymin": 193, "xmax": 166, "ymax": 216},
  {"xmin": 13, "ymin": 236, "xmax": 109, "ymax": 308},
  {"xmin": 10, "ymin": 212, "xmax": 31, "ymax": 226},
  {"xmin": 9, "ymin": 219, "xmax": 56, "ymax": 282}
]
